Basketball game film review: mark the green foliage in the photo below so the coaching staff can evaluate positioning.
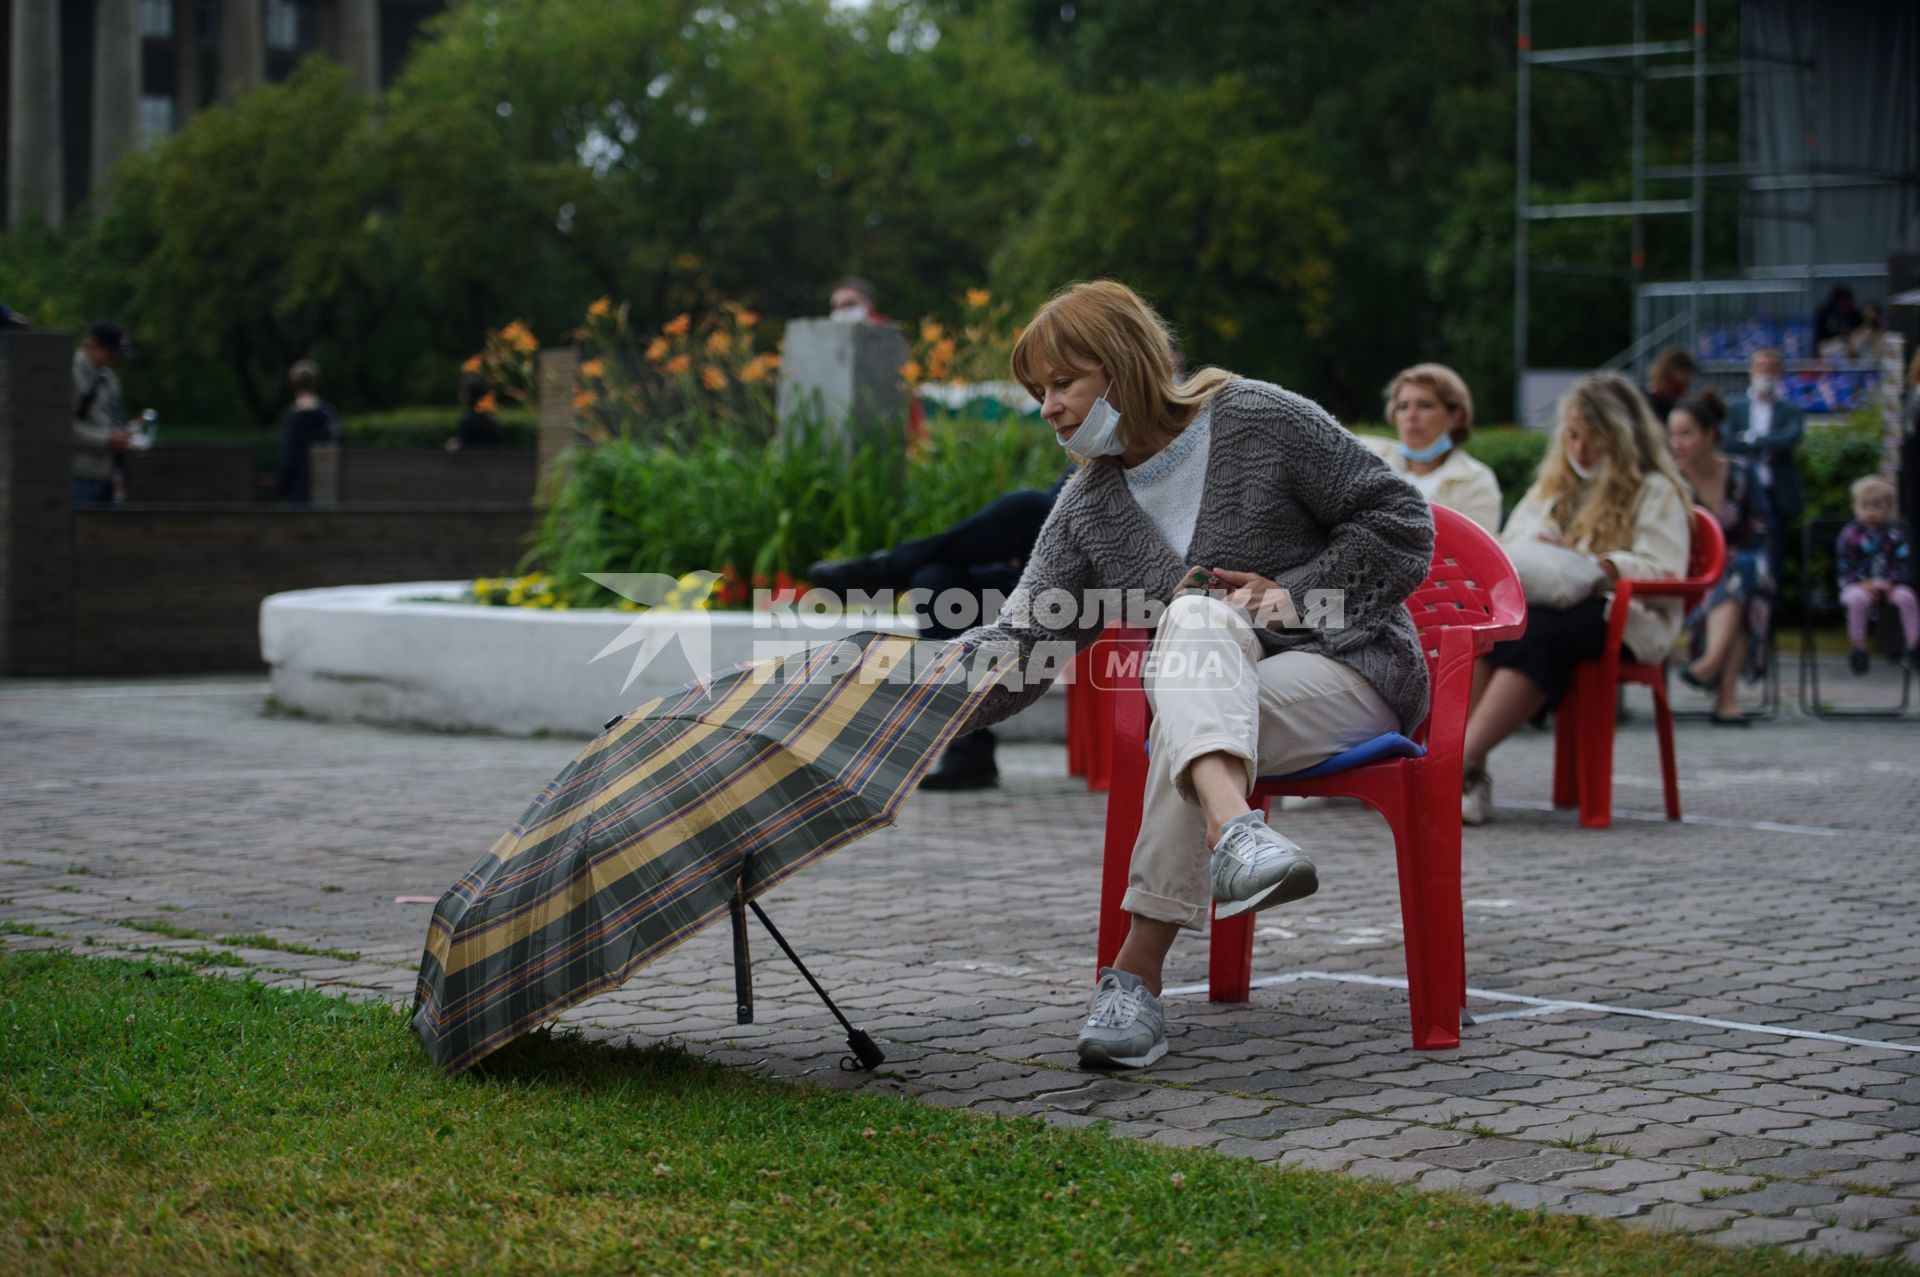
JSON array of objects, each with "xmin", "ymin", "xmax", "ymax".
[
  {"xmin": 340, "ymin": 406, "xmax": 538, "ymax": 450},
  {"xmin": 0, "ymin": 950, "xmax": 1872, "ymax": 1276},
  {"xmin": 992, "ymin": 75, "xmax": 1344, "ymax": 380},
  {"xmin": 1463, "ymin": 428, "xmax": 1553, "ymax": 517},
  {"xmin": 523, "ymin": 410, "xmax": 1063, "ymax": 603},
  {"xmin": 3, "ymin": 0, "xmax": 1760, "ymax": 432},
  {"xmin": 1798, "ymin": 409, "xmax": 1886, "ymax": 528}
]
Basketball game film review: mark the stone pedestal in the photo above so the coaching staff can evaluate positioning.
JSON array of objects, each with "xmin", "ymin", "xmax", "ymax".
[
  {"xmin": 536, "ymin": 347, "xmax": 582, "ymax": 497},
  {"xmin": 0, "ymin": 331, "xmax": 75, "ymax": 674},
  {"xmin": 775, "ymin": 319, "xmax": 910, "ymax": 462}
]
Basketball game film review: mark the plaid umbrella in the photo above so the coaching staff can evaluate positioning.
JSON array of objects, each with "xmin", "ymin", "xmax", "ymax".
[{"xmin": 411, "ymin": 630, "xmax": 1010, "ymax": 1075}]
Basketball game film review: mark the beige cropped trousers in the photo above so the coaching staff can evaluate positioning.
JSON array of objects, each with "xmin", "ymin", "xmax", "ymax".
[{"xmin": 1122, "ymin": 594, "xmax": 1398, "ymax": 930}]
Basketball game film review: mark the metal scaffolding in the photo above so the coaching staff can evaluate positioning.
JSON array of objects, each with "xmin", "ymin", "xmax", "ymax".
[{"xmin": 1511, "ymin": 1, "xmax": 1912, "ymax": 418}]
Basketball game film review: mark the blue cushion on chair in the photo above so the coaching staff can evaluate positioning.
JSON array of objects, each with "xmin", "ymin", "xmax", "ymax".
[{"xmin": 1261, "ymin": 733, "xmax": 1426, "ymax": 782}]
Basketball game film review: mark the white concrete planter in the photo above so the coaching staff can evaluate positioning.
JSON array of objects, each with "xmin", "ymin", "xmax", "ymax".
[{"xmin": 259, "ymin": 581, "xmax": 1063, "ymax": 741}]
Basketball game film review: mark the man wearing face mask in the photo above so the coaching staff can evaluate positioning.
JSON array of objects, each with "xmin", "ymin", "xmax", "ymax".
[
  {"xmin": 828, "ymin": 277, "xmax": 886, "ymax": 326},
  {"xmin": 1725, "ymin": 348, "xmax": 1805, "ymax": 577}
]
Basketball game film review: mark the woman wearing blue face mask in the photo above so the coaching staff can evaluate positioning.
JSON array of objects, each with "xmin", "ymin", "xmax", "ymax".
[
  {"xmin": 1360, "ymin": 364, "xmax": 1502, "ymax": 534},
  {"xmin": 946, "ymin": 279, "xmax": 1435, "ymax": 1070}
]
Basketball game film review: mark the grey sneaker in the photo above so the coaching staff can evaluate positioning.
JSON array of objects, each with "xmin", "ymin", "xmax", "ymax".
[
  {"xmin": 1462, "ymin": 763, "xmax": 1493, "ymax": 827},
  {"xmin": 1209, "ymin": 811, "xmax": 1318, "ymax": 921},
  {"xmin": 1075, "ymin": 967, "xmax": 1168, "ymax": 1069}
]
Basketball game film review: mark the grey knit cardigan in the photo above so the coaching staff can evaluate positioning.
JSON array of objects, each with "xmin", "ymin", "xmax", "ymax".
[{"xmin": 956, "ymin": 377, "xmax": 1435, "ymax": 735}]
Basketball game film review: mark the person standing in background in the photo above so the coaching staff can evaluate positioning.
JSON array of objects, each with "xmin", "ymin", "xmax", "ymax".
[
  {"xmin": 72, "ymin": 323, "xmax": 134, "ymax": 505},
  {"xmin": 275, "ymin": 360, "xmax": 339, "ymax": 503},
  {"xmin": 1725, "ymin": 348, "xmax": 1804, "ymax": 579},
  {"xmin": 1641, "ymin": 347, "xmax": 1698, "ymax": 422}
]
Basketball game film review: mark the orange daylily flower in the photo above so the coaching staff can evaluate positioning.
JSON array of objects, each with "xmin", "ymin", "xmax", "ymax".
[
  {"xmin": 705, "ymin": 330, "xmax": 733, "ymax": 355},
  {"xmin": 475, "ymin": 392, "xmax": 498, "ymax": 413},
  {"xmin": 739, "ymin": 356, "xmax": 771, "ymax": 383},
  {"xmin": 645, "ymin": 338, "xmax": 669, "ymax": 362},
  {"xmin": 461, "ymin": 355, "xmax": 483, "ymax": 373},
  {"xmin": 966, "ymin": 288, "xmax": 990, "ymax": 308},
  {"xmin": 899, "ymin": 360, "xmax": 923, "ymax": 382},
  {"xmin": 587, "ymin": 296, "xmax": 612, "ymax": 318},
  {"xmin": 580, "ymin": 357, "xmax": 607, "ymax": 379},
  {"xmin": 701, "ymin": 365, "xmax": 728, "ymax": 391},
  {"xmin": 664, "ymin": 353, "xmax": 692, "ymax": 374},
  {"xmin": 663, "ymin": 313, "xmax": 692, "ymax": 337},
  {"xmin": 736, "ymin": 310, "xmax": 759, "ymax": 327},
  {"xmin": 920, "ymin": 321, "xmax": 944, "ymax": 343},
  {"xmin": 571, "ymin": 390, "xmax": 594, "ymax": 410}
]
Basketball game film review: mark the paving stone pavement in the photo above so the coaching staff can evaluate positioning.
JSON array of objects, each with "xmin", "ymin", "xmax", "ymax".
[{"xmin": 4, "ymin": 674, "xmax": 1920, "ymax": 1263}]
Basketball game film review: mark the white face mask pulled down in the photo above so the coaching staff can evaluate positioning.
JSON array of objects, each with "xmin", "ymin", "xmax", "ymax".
[
  {"xmin": 1568, "ymin": 452, "xmax": 1598, "ymax": 481},
  {"xmin": 830, "ymin": 303, "xmax": 870, "ymax": 323},
  {"xmin": 1058, "ymin": 379, "xmax": 1126, "ymax": 459}
]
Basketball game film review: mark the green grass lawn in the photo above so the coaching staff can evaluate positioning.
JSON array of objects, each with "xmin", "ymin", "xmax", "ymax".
[{"xmin": 0, "ymin": 950, "xmax": 1891, "ymax": 1276}]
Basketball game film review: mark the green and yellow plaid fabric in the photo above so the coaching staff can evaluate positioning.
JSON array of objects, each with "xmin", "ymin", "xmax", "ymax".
[{"xmin": 412, "ymin": 631, "xmax": 1010, "ymax": 1075}]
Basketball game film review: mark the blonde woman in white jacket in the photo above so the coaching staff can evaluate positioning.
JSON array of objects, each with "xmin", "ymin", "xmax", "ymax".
[
  {"xmin": 1461, "ymin": 372, "xmax": 1691, "ymax": 825},
  {"xmin": 1362, "ymin": 363, "xmax": 1502, "ymax": 534}
]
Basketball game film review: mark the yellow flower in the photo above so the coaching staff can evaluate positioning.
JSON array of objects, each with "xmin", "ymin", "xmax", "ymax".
[
  {"xmin": 665, "ymin": 353, "xmax": 692, "ymax": 374},
  {"xmin": 966, "ymin": 288, "xmax": 990, "ymax": 308},
  {"xmin": 587, "ymin": 296, "xmax": 612, "ymax": 318},
  {"xmin": 580, "ymin": 357, "xmax": 607, "ymax": 379},
  {"xmin": 736, "ymin": 310, "xmax": 759, "ymax": 328},
  {"xmin": 500, "ymin": 320, "xmax": 538, "ymax": 353},
  {"xmin": 645, "ymin": 338, "xmax": 669, "ymax": 362},
  {"xmin": 701, "ymin": 365, "xmax": 728, "ymax": 391},
  {"xmin": 461, "ymin": 355, "xmax": 483, "ymax": 373},
  {"xmin": 572, "ymin": 390, "xmax": 595, "ymax": 410},
  {"xmin": 705, "ymin": 330, "xmax": 733, "ymax": 355},
  {"xmin": 899, "ymin": 360, "xmax": 923, "ymax": 382},
  {"xmin": 663, "ymin": 313, "xmax": 692, "ymax": 337}
]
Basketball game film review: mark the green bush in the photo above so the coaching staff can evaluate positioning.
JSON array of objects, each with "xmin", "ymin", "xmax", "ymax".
[
  {"xmin": 521, "ymin": 410, "xmax": 1064, "ymax": 605},
  {"xmin": 340, "ymin": 406, "xmax": 538, "ymax": 451}
]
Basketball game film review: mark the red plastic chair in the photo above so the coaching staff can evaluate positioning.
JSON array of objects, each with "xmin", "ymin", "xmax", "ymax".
[
  {"xmin": 1551, "ymin": 506, "xmax": 1724, "ymax": 829},
  {"xmin": 1093, "ymin": 506, "xmax": 1526, "ymax": 1051}
]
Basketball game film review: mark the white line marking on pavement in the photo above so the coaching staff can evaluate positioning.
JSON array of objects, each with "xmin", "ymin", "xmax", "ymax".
[
  {"xmin": 1160, "ymin": 970, "xmax": 1920, "ymax": 1054},
  {"xmin": 23, "ymin": 759, "xmax": 518, "ymax": 788},
  {"xmin": 1499, "ymin": 799, "xmax": 1920, "ymax": 845}
]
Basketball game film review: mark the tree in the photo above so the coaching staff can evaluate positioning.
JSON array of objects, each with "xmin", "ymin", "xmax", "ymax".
[{"xmin": 79, "ymin": 60, "xmax": 396, "ymax": 423}]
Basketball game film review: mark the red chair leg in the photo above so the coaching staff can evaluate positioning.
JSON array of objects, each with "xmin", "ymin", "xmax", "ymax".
[
  {"xmin": 1086, "ymin": 681, "xmax": 1113, "ymax": 793},
  {"xmin": 1389, "ymin": 789, "xmax": 1463, "ymax": 1050},
  {"xmin": 1552, "ymin": 699, "xmax": 1579, "ymax": 809},
  {"xmin": 1651, "ymin": 680, "xmax": 1681, "ymax": 821},
  {"xmin": 1208, "ymin": 912, "xmax": 1254, "ymax": 1002},
  {"xmin": 1575, "ymin": 670, "xmax": 1616, "ymax": 829}
]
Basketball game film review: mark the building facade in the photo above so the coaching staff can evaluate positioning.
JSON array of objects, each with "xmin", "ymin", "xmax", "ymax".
[{"xmin": 4, "ymin": 0, "xmax": 445, "ymax": 230}]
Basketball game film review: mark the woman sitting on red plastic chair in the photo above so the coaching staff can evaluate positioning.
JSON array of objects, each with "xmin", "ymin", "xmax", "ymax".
[
  {"xmin": 946, "ymin": 280, "xmax": 1434, "ymax": 1069},
  {"xmin": 1461, "ymin": 373, "xmax": 1690, "ymax": 825}
]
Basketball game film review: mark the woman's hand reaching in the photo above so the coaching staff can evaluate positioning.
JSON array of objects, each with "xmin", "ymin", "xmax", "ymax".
[{"xmin": 1207, "ymin": 567, "xmax": 1299, "ymax": 630}]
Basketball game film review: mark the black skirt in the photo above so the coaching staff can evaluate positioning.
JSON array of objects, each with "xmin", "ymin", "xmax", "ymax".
[{"xmin": 1484, "ymin": 596, "xmax": 1611, "ymax": 710}]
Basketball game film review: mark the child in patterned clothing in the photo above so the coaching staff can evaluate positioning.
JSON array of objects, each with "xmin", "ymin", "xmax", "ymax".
[{"xmin": 1836, "ymin": 475, "xmax": 1919, "ymax": 675}]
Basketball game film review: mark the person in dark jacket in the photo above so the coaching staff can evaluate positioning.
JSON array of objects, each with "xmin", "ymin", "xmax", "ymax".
[
  {"xmin": 1724, "ymin": 348, "xmax": 1804, "ymax": 579},
  {"xmin": 276, "ymin": 359, "xmax": 339, "ymax": 503}
]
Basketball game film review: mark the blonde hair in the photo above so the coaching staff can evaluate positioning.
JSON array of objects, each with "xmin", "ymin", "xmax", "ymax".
[
  {"xmin": 1530, "ymin": 372, "xmax": 1686, "ymax": 553},
  {"xmin": 1011, "ymin": 280, "xmax": 1235, "ymax": 463},
  {"xmin": 1384, "ymin": 362, "xmax": 1475, "ymax": 444},
  {"xmin": 1852, "ymin": 475, "xmax": 1896, "ymax": 506}
]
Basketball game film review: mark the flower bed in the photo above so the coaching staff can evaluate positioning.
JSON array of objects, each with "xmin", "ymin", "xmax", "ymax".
[{"xmin": 259, "ymin": 582, "xmax": 1064, "ymax": 741}]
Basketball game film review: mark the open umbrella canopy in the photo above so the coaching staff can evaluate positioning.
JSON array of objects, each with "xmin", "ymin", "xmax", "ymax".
[{"xmin": 411, "ymin": 630, "xmax": 1011, "ymax": 1075}]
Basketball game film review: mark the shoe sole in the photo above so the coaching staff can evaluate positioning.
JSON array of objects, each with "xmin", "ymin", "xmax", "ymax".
[
  {"xmin": 1213, "ymin": 861, "xmax": 1319, "ymax": 921},
  {"xmin": 1076, "ymin": 1038, "xmax": 1169, "ymax": 1069}
]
